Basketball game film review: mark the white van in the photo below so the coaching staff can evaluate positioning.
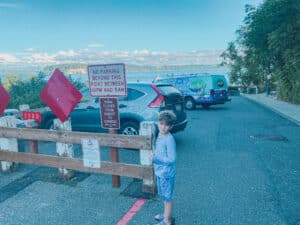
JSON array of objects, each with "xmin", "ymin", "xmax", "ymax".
[{"xmin": 154, "ymin": 74, "xmax": 231, "ymax": 109}]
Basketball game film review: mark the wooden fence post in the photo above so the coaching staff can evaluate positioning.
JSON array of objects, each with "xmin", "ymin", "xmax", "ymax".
[
  {"xmin": 109, "ymin": 129, "xmax": 120, "ymax": 188},
  {"xmin": 19, "ymin": 104, "xmax": 40, "ymax": 154},
  {"xmin": 54, "ymin": 118, "xmax": 74, "ymax": 179},
  {"xmin": 0, "ymin": 116, "xmax": 18, "ymax": 173},
  {"xmin": 25, "ymin": 121, "xmax": 39, "ymax": 154},
  {"xmin": 139, "ymin": 121, "xmax": 156, "ymax": 193}
]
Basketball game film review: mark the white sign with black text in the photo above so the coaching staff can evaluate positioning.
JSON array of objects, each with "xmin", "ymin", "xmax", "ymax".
[
  {"xmin": 81, "ymin": 138, "xmax": 101, "ymax": 168},
  {"xmin": 87, "ymin": 63, "xmax": 127, "ymax": 97}
]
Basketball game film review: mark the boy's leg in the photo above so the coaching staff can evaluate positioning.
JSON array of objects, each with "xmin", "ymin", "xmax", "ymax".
[
  {"xmin": 164, "ymin": 177, "xmax": 175, "ymax": 224},
  {"xmin": 163, "ymin": 201, "xmax": 173, "ymax": 224},
  {"xmin": 157, "ymin": 176, "xmax": 175, "ymax": 224}
]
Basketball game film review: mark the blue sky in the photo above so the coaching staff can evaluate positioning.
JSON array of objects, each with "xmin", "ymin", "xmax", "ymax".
[{"xmin": 0, "ymin": 0, "xmax": 262, "ymax": 67}]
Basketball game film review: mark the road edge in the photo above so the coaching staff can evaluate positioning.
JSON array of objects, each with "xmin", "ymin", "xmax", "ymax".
[{"xmin": 241, "ymin": 94, "xmax": 300, "ymax": 126}]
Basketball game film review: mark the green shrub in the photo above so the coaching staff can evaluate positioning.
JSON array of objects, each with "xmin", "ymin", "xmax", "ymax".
[{"xmin": 8, "ymin": 73, "xmax": 86, "ymax": 109}]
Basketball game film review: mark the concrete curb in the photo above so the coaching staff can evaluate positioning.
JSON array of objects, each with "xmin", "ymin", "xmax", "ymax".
[{"xmin": 241, "ymin": 94, "xmax": 300, "ymax": 126}]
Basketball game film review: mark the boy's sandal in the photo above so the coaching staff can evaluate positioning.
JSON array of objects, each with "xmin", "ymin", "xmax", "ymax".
[
  {"xmin": 156, "ymin": 220, "xmax": 175, "ymax": 225},
  {"xmin": 154, "ymin": 214, "xmax": 164, "ymax": 221},
  {"xmin": 155, "ymin": 220, "xmax": 175, "ymax": 225},
  {"xmin": 154, "ymin": 214, "xmax": 175, "ymax": 223},
  {"xmin": 155, "ymin": 221, "xmax": 167, "ymax": 225}
]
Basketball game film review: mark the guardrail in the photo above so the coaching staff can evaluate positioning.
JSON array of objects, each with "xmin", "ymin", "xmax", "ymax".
[{"xmin": 0, "ymin": 116, "xmax": 156, "ymax": 193}]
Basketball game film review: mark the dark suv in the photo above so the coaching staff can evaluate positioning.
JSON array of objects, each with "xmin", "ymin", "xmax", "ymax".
[{"xmin": 40, "ymin": 83, "xmax": 188, "ymax": 135}]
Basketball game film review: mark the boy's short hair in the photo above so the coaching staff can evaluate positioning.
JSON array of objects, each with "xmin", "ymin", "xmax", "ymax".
[{"xmin": 158, "ymin": 110, "xmax": 176, "ymax": 126}]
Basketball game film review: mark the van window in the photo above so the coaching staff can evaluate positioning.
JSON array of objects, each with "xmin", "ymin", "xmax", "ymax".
[
  {"xmin": 157, "ymin": 85, "xmax": 181, "ymax": 95},
  {"xmin": 217, "ymin": 79, "xmax": 224, "ymax": 88}
]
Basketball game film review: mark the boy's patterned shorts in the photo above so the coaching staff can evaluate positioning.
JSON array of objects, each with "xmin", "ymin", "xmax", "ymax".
[{"xmin": 157, "ymin": 176, "xmax": 175, "ymax": 202}]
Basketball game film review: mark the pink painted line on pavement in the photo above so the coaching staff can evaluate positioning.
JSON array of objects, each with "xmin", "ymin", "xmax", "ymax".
[{"xmin": 116, "ymin": 198, "xmax": 147, "ymax": 225}]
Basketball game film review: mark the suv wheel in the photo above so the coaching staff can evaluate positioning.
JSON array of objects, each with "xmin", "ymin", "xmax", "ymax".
[
  {"xmin": 185, "ymin": 97, "xmax": 195, "ymax": 110},
  {"xmin": 120, "ymin": 122, "xmax": 139, "ymax": 135}
]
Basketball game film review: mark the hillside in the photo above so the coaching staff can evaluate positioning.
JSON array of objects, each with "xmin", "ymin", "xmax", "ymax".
[{"xmin": 42, "ymin": 64, "xmax": 226, "ymax": 75}]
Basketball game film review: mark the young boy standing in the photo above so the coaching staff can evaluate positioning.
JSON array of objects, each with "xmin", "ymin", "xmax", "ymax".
[{"xmin": 150, "ymin": 110, "xmax": 177, "ymax": 225}]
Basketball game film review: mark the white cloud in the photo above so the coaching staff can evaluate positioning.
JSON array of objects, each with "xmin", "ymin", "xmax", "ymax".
[
  {"xmin": 30, "ymin": 53, "xmax": 55, "ymax": 63},
  {"xmin": 0, "ymin": 53, "xmax": 20, "ymax": 63},
  {"xmin": 0, "ymin": 49, "xmax": 223, "ymax": 67},
  {"xmin": 56, "ymin": 50, "xmax": 77, "ymax": 57},
  {"xmin": 133, "ymin": 49, "xmax": 151, "ymax": 56},
  {"xmin": 24, "ymin": 48, "xmax": 38, "ymax": 52}
]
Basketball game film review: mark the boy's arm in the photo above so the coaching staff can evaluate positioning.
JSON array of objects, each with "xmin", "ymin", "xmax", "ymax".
[{"xmin": 153, "ymin": 136, "xmax": 176, "ymax": 165}]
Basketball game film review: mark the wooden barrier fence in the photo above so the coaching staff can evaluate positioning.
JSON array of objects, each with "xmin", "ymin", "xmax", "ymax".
[{"xmin": 0, "ymin": 117, "xmax": 156, "ymax": 193}]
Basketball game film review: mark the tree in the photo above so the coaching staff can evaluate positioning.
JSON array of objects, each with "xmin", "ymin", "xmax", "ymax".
[
  {"xmin": 221, "ymin": 0, "xmax": 300, "ymax": 103},
  {"xmin": 67, "ymin": 75, "xmax": 86, "ymax": 91},
  {"xmin": 220, "ymin": 42, "xmax": 245, "ymax": 86},
  {"xmin": 2, "ymin": 74, "xmax": 20, "ymax": 90},
  {"xmin": 8, "ymin": 73, "xmax": 86, "ymax": 109},
  {"xmin": 8, "ymin": 75, "xmax": 47, "ymax": 109}
]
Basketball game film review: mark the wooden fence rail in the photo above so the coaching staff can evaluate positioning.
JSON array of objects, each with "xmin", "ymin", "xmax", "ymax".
[
  {"xmin": 0, "ymin": 127, "xmax": 152, "ymax": 150},
  {"xmin": 0, "ymin": 119, "xmax": 156, "ymax": 193},
  {"xmin": 0, "ymin": 151, "xmax": 153, "ymax": 179}
]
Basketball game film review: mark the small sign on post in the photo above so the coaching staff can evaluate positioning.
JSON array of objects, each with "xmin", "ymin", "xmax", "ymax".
[
  {"xmin": 100, "ymin": 98, "xmax": 120, "ymax": 129},
  {"xmin": 81, "ymin": 138, "xmax": 101, "ymax": 168},
  {"xmin": 21, "ymin": 111, "xmax": 42, "ymax": 123}
]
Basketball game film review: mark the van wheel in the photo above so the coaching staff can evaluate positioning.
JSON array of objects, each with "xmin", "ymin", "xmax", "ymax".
[
  {"xmin": 185, "ymin": 98, "xmax": 195, "ymax": 110},
  {"xmin": 120, "ymin": 122, "xmax": 139, "ymax": 135}
]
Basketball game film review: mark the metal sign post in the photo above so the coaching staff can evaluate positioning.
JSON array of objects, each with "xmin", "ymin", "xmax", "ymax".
[
  {"xmin": 40, "ymin": 68, "xmax": 82, "ymax": 178},
  {"xmin": 87, "ymin": 63, "xmax": 127, "ymax": 188}
]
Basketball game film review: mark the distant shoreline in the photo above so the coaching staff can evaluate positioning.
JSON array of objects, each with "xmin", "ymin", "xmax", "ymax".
[
  {"xmin": 42, "ymin": 64, "xmax": 227, "ymax": 74},
  {"xmin": 0, "ymin": 64, "xmax": 229, "ymax": 80}
]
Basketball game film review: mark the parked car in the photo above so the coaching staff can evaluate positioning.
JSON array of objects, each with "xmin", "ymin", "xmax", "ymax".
[
  {"xmin": 2, "ymin": 109, "xmax": 20, "ymax": 118},
  {"xmin": 154, "ymin": 74, "xmax": 231, "ymax": 109},
  {"xmin": 40, "ymin": 83, "xmax": 188, "ymax": 135},
  {"xmin": 0, "ymin": 109, "xmax": 26, "ymax": 128}
]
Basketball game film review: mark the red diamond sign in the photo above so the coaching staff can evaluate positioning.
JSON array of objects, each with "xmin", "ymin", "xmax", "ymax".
[
  {"xmin": 0, "ymin": 83, "xmax": 10, "ymax": 116},
  {"xmin": 40, "ymin": 68, "xmax": 82, "ymax": 122}
]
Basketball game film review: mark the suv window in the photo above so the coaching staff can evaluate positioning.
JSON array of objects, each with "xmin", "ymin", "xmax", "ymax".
[
  {"xmin": 80, "ymin": 88, "xmax": 92, "ymax": 102},
  {"xmin": 157, "ymin": 85, "xmax": 181, "ymax": 95},
  {"xmin": 119, "ymin": 88, "xmax": 145, "ymax": 101},
  {"xmin": 81, "ymin": 87, "xmax": 144, "ymax": 102}
]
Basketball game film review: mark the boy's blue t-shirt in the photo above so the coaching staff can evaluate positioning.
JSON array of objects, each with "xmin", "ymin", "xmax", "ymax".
[{"xmin": 153, "ymin": 133, "xmax": 176, "ymax": 178}]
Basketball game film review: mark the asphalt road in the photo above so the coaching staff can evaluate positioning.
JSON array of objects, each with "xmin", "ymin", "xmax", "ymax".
[{"xmin": 0, "ymin": 96, "xmax": 299, "ymax": 225}]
